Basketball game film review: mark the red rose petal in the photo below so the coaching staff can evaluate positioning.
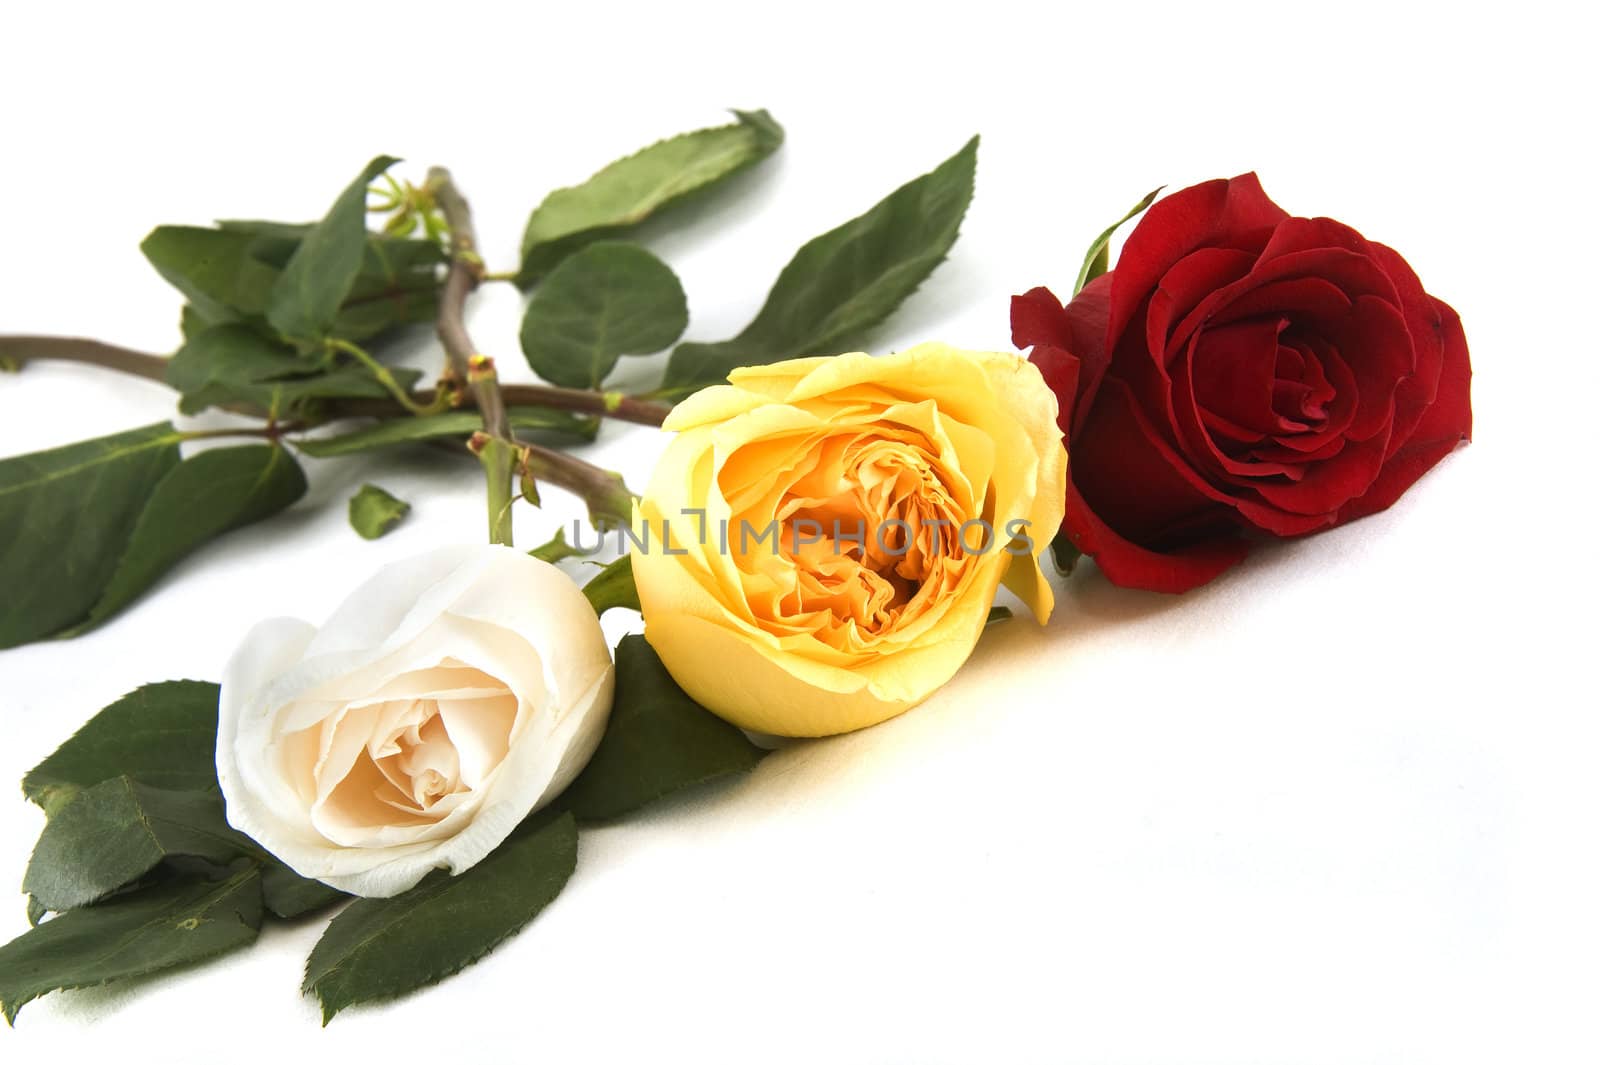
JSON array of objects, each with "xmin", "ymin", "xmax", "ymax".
[
  {"xmin": 1145, "ymin": 247, "xmax": 1258, "ymax": 362},
  {"xmin": 1189, "ymin": 316, "xmax": 1292, "ymax": 435},
  {"xmin": 1028, "ymin": 342, "xmax": 1080, "ymax": 438},
  {"xmin": 1335, "ymin": 297, "xmax": 1472, "ymax": 522},
  {"xmin": 1213, "ymin": 276, "xmax": 1353, "ymax": 334},
  {"xmin": 1011, "ymin": 286, "xmax": 1071, "ymax": 351},
  {"xmin": 1271, "ymin": 333, "xmax": 1358, "ymax": 453},
  {"xmin": 1257, "ymin": 215, "xmax": 1375, "ymax": 262},
  {"xmin": 1367, "ymin": 242, "xmax": 1446, "ymax": 455},
  {"xmin": 1228, "ymin": 496, "xmax": 1339, "ymax": 537},
  {"xmin": 1013, "ymin": 278, "xmax": 1117, "ymax": 441},
  {"xmin": 1330, "ymin": 293, "xmax": 1414, "ymax": 442},
  {"xmin": 1108, "ymin": 174, "xmax": 1289, "ymax": 345},
  {"xmin": 1252, "ymin": 430, "xmax": 1389, "ymax": 516},
  {"xmin": 1059, "ymin": 274, "xmax": 1116, "ymax": 437},
  {"xmin": 1060, "ymin": 472, "xmax": 1252, "ymax": 594},
  {"xmin": 1070, "ymin": 376, "xmax": 1237, "ymax": 542},
  {"xmin": 1167, "ymin": 327, "xmax": 1303, "ymax": 487},
  {"xmin": 1162, "ymin": 247, "xmax": 1393, "ymax": 359}
]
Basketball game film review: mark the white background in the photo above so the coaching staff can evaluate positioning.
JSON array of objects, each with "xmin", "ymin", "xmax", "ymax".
[{"xmin": 1, "ymin": 1, "xmax": 1595, "ymax": 1061}]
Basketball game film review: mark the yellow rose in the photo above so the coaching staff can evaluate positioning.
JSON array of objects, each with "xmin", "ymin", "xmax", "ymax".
[{"xmin": 631, "ymin": 342, "xmax": 1067, "ymax": 737}]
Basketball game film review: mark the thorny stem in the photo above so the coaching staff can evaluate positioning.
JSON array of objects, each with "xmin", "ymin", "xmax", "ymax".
[
  {"xmin": 522, "ymin": 441, "xmax": 635, "ymax": 531},
  {"xmin": 427, "ymin": 165, "xmax": 517, "ymax": 546}
]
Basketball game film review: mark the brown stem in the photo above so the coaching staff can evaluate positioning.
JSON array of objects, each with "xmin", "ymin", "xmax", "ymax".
[
  {"xmin": 426, "ymin": 166, "xmax": 518, "ymax": 546},
  {"xmin": 425, "ymin": 167, "xmax": 644, "ymax": 541},
  {"xmin": 333, "ymin": 383, "xmax": 668, "ymax": 427},
  {"xmin": 0, "ymin": 335, "xmax": 171, "ymax": 383},
  {"xmin": 522, "ymin": 442, "xmax": 635, "ymax": 530},
  {"xmin": 0, "ymin": 332, "xmax": 672, "ymax": 428},
  {"xmin": 501, "ymin": 385, "xmax": 669, "ymax": 428},
  {"xmin": 428, "ymin": 166, "xmax": 510, "ymax": 441},
  {"xmin": 432, "ymin": 436, "xmax": 635, "ymax": 532}
]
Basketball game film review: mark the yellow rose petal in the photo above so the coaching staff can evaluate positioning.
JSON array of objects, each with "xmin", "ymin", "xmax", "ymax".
[{"xmin": 632, "ymin": 343, "xmax": 1068, "ymax": 737}]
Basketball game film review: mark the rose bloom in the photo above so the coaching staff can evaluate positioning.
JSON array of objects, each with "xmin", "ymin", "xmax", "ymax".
[
  {"xmin": 1013, "ymin": 173, "xmax": 1472, "ymax": 593},
  {"xmin": 216, "ymin": 545, "xmax": 613, "ymax": 898},
  {"xmin": 631, "ymin": 343, "xmax": 1067, "ymax": 737}
]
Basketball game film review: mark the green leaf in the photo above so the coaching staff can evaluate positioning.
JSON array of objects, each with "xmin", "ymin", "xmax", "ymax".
[
  {"xmin": 19, "ymin": 682, "xmax": 344, "ymax": 920},
  {"xmin": 140, "ymin": 226, "xmax": 280, "ymax": 323},
  {"xmin": 165, "ymin": 324, "xmax": 424, "ymax": 418},
  {"xmin": 348, "ymin": 483, "xmax": 410, "ymax": 540},
  {"xmin": 179, "ymin": 303, "xmax": 217, "ymax": 341},
  {"xmin": 0, "ymin": 423, "xmax": 181, "ymax": 649},
  {"xmin": 986, "ymin": 605, "xmax": 1013, "ymax": 626},
  {"xmin": 303, "ymin": 813, "xmax": 577, "ymax": 1023},
  {"xmin": 260, "ymin": 863, "xmax": 345, "ymax": 920},
  {"xmin": 23, "ymin": 777, "xmax": 255, "ymax": 913},
  {"xmin": 580, "ymin": 554, "xmax": 640, "ymax": 616},
  {"xmin": 0, "ymin": 867, "xmax": 263, "ymax": 1025},
  {"xmin": 294, "ymin": 406, "xmax": 597, "ymax": 457},
  {"xmin": 217, "ymin": 221, "xmax": 445, "ymax": 340},
  {"xmin": 266, "ymin": 156, "xmax": 400, "ymax": 345},
  {"xmin": 1072, "ymin": 185, "xmax": 1164, "ymax": 295},
  {"xmin": 76, "ymin": 444, "xmax": 306, "ymax": 631},
  {"xmin": 662, "ymin": 136, "xmax": 978, "ymax": 395},
  {"xmin": 561, "ymin": 636, "xmax": 764, "ymax": 823},
  {"xmin": 519, "ymin": 110, "xmax": 783, "ymax": 282},
  {"xmin": 528, "ymin": 527, "xmax": 584, "ymax": 564},
  {"xmin": 520, "ymin": 242, "xmax": 688, "ymax": 388},
  {"xmin": 332, "ymin": 236, "xmax": 446, "ymax": 340},
  {"xmin": 25, "ymin": 897, "xmax": 46, "ymax": 928},
  {"xmin": 213, "ymin": 218, "xmax": 313, "ymax": 262},
  {"xmin": 148, "ymin": 220, "xmax": 441, "ymax": 345},
  {"xmin": 23, "ymin": 681, "xmax": 222, "ymax": 815},
  {"xmin": 23, "ymin": 778, "xmax": 345, "ymax": 920}
]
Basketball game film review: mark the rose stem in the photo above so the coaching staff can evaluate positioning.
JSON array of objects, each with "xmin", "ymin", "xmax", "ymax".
[
  {"xmin": 0, "ymin": 335, "xmax": 170, "ymax": 381},
  {"xmin": 2, "ymin": 328, "xmax": 654, "ymax": 523},
  {"xmin": 427, "ymin": 165, "xmax": 520, "ymax": 546},
  {"xmin": 426, "ymin": 168, "xmax": 649, "ymax": 544},
  {"xmin": 521, "ymin": 443, "xmax": 635, "ymax": 531},
  {"xmin": 0, "ymin": 336, "xmax": 671, "ymax": 427},
  {"xmin": 336, "ymin": 384, "xmax": 669, "ymax": 428}
]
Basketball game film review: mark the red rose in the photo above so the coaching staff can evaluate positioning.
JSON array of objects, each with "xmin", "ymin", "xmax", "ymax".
[{"xmin": 1012, "ymin": 174, "xmax": 1472, "ymax": 593}]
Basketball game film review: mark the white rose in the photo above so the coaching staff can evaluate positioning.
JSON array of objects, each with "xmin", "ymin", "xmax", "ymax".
[{"xmin": 216, "ymin": 544, "xmax": 613, "ymax": 898}]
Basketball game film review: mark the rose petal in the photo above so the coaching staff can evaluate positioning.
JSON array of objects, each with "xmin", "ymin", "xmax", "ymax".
[
  {"xmin": 1336, "ymin": 296, "xmax": 1471, "ymax": 522},
  {"xmin": 1060, "ymin": 471, "xmax": 1251, "ymax": 594},
  {"xmin": 1011, "ymin": 286, "xmax": 1071, "ymax": 350},
  {"xmin": 1069, "ymin": 377, "xmax": 1237, "ymax": 543},
  {"xmin": 1108, "ymin": 173, "xmax": 1288, "ymax": 344}
]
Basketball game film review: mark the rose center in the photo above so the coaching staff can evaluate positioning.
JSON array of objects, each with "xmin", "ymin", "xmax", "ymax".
[
  {"xmin": 308, "ymin": 662, "xmax": 518, "ymax": 831},
  {"xmin": 1190, "ymin": 317, "xmax": 1343, "ymax": 464},
  {"xmin": 773, "ymin": 433, "xmax": 967, "ymax": 643},
  {"xmin": 377, "ymin": 711, "xmax": 462, "ymax": 809}
]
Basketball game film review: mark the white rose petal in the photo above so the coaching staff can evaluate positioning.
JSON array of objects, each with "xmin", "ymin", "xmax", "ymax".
[{"xmin": 216, "ymin": 545, "xmax": 614, "ymax": 898}]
